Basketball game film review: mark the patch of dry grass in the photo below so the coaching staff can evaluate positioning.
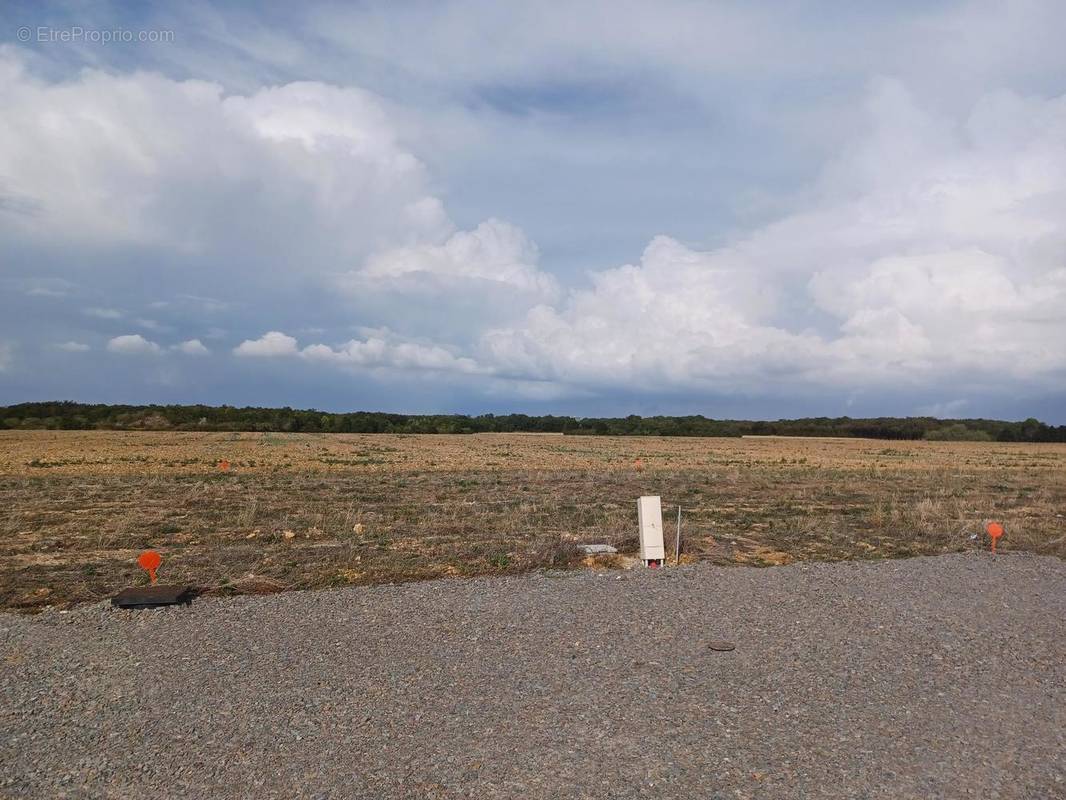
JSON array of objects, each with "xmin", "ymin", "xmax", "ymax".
[{"xmin": 1, "ymin": 431, "xmax": 1063, "ymax": 610}]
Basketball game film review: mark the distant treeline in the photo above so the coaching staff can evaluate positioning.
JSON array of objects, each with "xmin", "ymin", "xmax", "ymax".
[{"xmin": 2, "ymin": 402, "xmax": 1064, "ymax": 442}]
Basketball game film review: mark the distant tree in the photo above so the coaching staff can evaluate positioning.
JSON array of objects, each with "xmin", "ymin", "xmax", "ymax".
[
  {"xmin": 924, "ymin": 424, "xmax": 993, "ymax": 442},
  {"xmin": 2, "ymin": 401, "xmax": 1061, "ymax": 441}
]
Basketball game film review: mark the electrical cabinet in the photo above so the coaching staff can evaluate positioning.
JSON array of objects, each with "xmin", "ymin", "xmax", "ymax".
[{"xmin": 637, "ymin": 495, "xmax": 665, "ymax": 565}]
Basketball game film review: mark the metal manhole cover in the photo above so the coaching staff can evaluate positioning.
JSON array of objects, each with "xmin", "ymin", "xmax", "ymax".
[
  {"xmin": 708, "ymin": 640, "xmax": 735, "ymax": 652},
  {"xmin": 111, "ymin": 585, "xmax": 193, "ymax": 609}
]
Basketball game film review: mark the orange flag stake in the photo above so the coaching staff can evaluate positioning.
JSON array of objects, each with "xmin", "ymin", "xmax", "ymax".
[
  {"xmin": 138, "ymin": 550, "xmax": 162, "ymax": 583},
  {"xmin": 218, "ymin": 459, "xmax": 230, "ymax": 472},
  {"xmin": 986, "ymin": 522, "xmax": 1004, "ymax": 554}
]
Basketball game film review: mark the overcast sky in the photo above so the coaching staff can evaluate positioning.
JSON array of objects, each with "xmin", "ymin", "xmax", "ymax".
[{"xmin": 2, "ymin": 1, "xmax": 1065, "ymax": 421}]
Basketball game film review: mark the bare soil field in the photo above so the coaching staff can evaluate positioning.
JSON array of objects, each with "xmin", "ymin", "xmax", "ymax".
[{"xmin": 1, "ymin": 430, "xmax": 1064, "ymax": 611}]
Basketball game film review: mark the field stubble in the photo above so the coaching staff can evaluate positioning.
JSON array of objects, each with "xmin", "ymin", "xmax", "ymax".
[{"xmin": 1, "ymin": 430, "xmax": 1064, "ymax": 611}]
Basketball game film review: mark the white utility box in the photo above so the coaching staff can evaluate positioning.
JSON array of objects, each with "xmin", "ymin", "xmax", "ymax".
[{"xmin": 637, "ymin": 495, "xmax": 666, "ymax": 566}]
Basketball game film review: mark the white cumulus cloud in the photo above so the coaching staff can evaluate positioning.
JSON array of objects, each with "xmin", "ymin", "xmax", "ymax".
[
  {"xmin": 4, "ymin": 38, "xmax": 1065, "ymax": 412},
  {"xmin": 233, "ymin": 331, "xmax": 300, "ymax": 357},
  {"xmin": 107, "ymin": 334, "xmax": 161, "ymax": 355},
  {"xmin": 236, "ymin": 329, "xmax": 485, "ymax": 375},
  {"xmin": 55, "ymin": 341, "xmax": 90, "ymax": 352},
  {"xmin": 230, "ymin": 78, "xmax": 1066, "ymax": 402},
  {"xmin": 481, "ymin": 234, "xmax": 820, "ymax": 391},
  {"xmin": 354, "ymin": 219, "xmax": 558, "ymax": 299},
  {"xmin": 174, "ymin": 339, "xmax": 210, "ymax": 355},
  {"xmin": 476, "ymin": 81, "xmax": 1066, "ymax": 395},
  {"xmin": 302, "ymin": 332, "xmax": 485, "ymax": 374},
  {"xmin": 0, "ymin": 53, "xmax": 451, "ymax": 265}
]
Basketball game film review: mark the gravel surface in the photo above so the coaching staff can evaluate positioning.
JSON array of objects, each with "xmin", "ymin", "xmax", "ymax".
[{"xmin": 2, "ymin": 553, "xmax": 1064, "ymax": 799}]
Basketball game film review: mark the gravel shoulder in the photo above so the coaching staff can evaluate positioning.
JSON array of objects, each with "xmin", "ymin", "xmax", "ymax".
[{"xmin": 3, "ymin": 553, "xmax": 1064, "ymax": 799}]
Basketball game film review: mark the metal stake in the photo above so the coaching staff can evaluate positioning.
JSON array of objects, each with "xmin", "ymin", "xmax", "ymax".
[{"xmin": 675, "ymin": 505, "xmax": 682, "ymax": 564}]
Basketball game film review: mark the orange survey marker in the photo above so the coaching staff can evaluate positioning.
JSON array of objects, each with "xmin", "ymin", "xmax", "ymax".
[
  {"xmin": 138, "ymin": 550, "xmax": 162, "ymax": 583},
  {"xmin": 986, "ymin": 522, "xmax": 1004, "ymax": 554},
  {"xmin": 218, "ymin": 459, "xmax": 231, "ymax": 472}
]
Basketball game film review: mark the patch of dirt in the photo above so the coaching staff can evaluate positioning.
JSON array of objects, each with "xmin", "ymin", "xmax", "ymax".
[{"xmin": 2, "ymin": 431, "xmax": 1064, "ymax": 611}]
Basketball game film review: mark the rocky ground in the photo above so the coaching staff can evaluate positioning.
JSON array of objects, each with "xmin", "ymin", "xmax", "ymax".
[{"xmin": 2, "ymin": 552, "xmax": 1064, "ymax": 799}]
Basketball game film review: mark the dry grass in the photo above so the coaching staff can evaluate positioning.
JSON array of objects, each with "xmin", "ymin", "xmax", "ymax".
[{"xmin": 1, "ymin": 430, "xmax": 1064, "ymax": 611}]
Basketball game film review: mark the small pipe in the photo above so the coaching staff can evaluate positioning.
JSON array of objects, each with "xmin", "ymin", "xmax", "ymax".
[{"xmin": 675, "ymin": 505, "xmax": 682, "ymax": 564}]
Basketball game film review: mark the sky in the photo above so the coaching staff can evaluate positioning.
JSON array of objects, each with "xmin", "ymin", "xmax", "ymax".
[{"xmin": 1, "ymin": 0, "xmax": 1065, "ymax": 422}]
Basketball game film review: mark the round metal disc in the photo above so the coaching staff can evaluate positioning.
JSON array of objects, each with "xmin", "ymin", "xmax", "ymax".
[{"xmin": 708, "ymin": 640, "xmax": 736, "ymax": 652}]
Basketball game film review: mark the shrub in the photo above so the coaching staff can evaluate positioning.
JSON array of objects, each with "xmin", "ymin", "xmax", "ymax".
[{"xmin": 924, "ymin": 424, "xmax": 993, "ymax": 442}]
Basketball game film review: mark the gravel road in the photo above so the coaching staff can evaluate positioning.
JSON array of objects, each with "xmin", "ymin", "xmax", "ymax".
[{"xmin": 2, "ymin": 553, "xmax": 1064, "ymax": 799}]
